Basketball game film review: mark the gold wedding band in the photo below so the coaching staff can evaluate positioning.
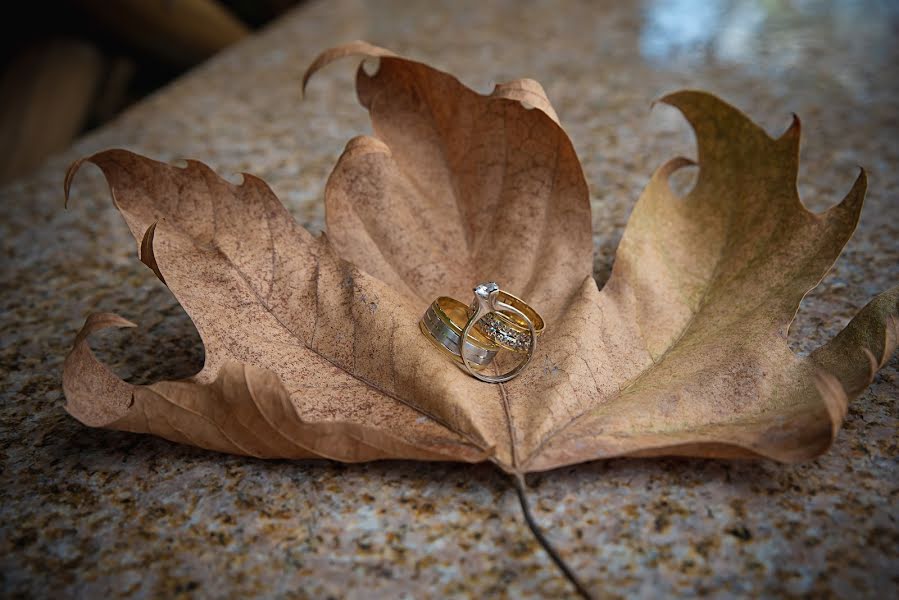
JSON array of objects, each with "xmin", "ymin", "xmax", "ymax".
[
  {"xmin": 419, "ymin": 297, "xmax": 499, "ymax": 369},
  {"xmin": 419, "ymin": 283, "xmax": 544, "ymax": 382}
]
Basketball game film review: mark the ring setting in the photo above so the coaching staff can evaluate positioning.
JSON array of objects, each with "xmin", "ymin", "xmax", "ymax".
[{"xmin": 419, "ymin": 282, "xmax": 543, "ymax": 383}]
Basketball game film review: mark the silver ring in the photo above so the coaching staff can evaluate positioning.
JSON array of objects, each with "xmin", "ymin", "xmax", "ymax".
[{"xmin": 459, "ymin": 282, "xmax": 537, "ymax": 383}]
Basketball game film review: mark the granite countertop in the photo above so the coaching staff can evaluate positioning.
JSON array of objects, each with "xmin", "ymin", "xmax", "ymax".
[{"xmin": 2, "ymin": 1, "xmax": 897, "ymax": 597}]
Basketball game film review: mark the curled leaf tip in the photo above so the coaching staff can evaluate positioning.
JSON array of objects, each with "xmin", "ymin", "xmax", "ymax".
[
  {"xmin": 660, "ymin": 90, "xmax": 780, "ymax": 164},
  {"xmin": 140, "ymin": 222, "xmax": 165, "ymax": 285},
  {"xmin": 780, "ymin": 112, "xmax": 802, "ymax": 140},
  {"xmin": 656, "ymin": 89, "xmax": 710, "ymax": 108},
  {"xmin": 823, "ymin": 167, "xmax": 866, "ymax": 224},
  {"xmin": 490, "ymin": 78, "xmax": 560, "ymax": 125},
  {"xmin": 82, "ymin": 312, "xmax": 138, "ymax": 331},
  {"xmin": 774, "ymin": 113, "xmax": 802, "ymax": 158},
  {"xmin": 302, "ymin": 40, "xmax": 398, "ymax": 97},
  {"xmin": 70, "ymin": 312, "xmax": 138, "ymax": 361},
  {"xmin": 183, "ymin": 158, "xmax": 214, "ymax": 174},
  {"xmin": 649, "ymin": 90, "xmax": 698, "ymax": 111},
  {"xmin": 655, "ymin": 155, "xmax": 697, "ymax": 179},
  {"xmin": 65, "ymin": 313, "xmax": 139, "ymax": 427},
  {"xmin": 341, "ymin": 135, "xmax": 391, "ymax": 157},
  {"xmin": 237, "ymin": 172, "xmax": 270, "ymax": 191},
  {"xmin": 63, "ymin": 157, "xmax": 89, "ymax": 209},
  {"xmin": 812, "ymin": 286, "xmax": 899, "ymax": 398},
  {"xmin": 810, "ymin": 370, "xmax": 848, "ymax": 448}
]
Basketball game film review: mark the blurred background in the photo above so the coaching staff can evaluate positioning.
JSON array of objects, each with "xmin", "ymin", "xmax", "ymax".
[
  {"xmin": 0, "ymin": 0, "xmax": 303, "ymax": 184},
  {"xmin": 1, "ymin": 0, "xmax": 895, "ymax": 188}
]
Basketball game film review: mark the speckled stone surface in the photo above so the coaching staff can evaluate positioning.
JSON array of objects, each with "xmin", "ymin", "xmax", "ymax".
[{"xmin": 2, "ymin": 1, "xmax": 897, "ymax": 597}]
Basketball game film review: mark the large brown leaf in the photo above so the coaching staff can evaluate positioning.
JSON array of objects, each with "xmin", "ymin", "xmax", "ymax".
[{"xmin": 63, "ymin": 43, "xmax": 898, "ymax": 475}]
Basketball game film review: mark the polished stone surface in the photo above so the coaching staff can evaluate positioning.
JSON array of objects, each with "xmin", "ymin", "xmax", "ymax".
[{"xmin": 2, "ymin": 0, "xmax": 897, "ymax": 597}]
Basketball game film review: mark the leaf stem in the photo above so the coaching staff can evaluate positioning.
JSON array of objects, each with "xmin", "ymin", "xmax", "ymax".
[{"xmin": 512, "ymin": 474, "xmax": 592, "ymax": 599}]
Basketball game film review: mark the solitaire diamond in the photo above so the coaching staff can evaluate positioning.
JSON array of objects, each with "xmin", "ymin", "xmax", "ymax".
[{"xmin": 474, "ymin": 282, "xmax": 499, "ymax": 299}]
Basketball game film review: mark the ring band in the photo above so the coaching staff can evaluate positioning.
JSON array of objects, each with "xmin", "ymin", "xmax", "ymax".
[
  {"xmin": 419, "ymin": 297, "xmax": 499, "ymax": 369},
  {"xmin": 460, "ymin": 282, "xmax": 538, "ymax": 383},
  {"xmin": 472, "ymin": 290, "xmax": 544, "ymax": 353}
]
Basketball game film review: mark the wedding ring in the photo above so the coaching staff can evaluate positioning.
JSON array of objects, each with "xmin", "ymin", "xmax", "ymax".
[
  {"xmin": 419, "ymin": 297, "xmax": 499, "ymax": 369},
  {"xmin": 460, "ymin": 282, "xmax": 539, "ymax": 383},
  {"xmin": 471, "ymin": 289, "xmax": 544, "ymax": 353}
]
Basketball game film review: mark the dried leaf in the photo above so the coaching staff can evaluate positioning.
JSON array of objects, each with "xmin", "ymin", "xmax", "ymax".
[{"xmin": 64, "ymin": 43, "xmax": 898, "ymax": 475}]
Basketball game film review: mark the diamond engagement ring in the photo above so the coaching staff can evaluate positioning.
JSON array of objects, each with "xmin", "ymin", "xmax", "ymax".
[{"xmin": 459, "ymin": 282, "xmax": 539, "ymax": 383}]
